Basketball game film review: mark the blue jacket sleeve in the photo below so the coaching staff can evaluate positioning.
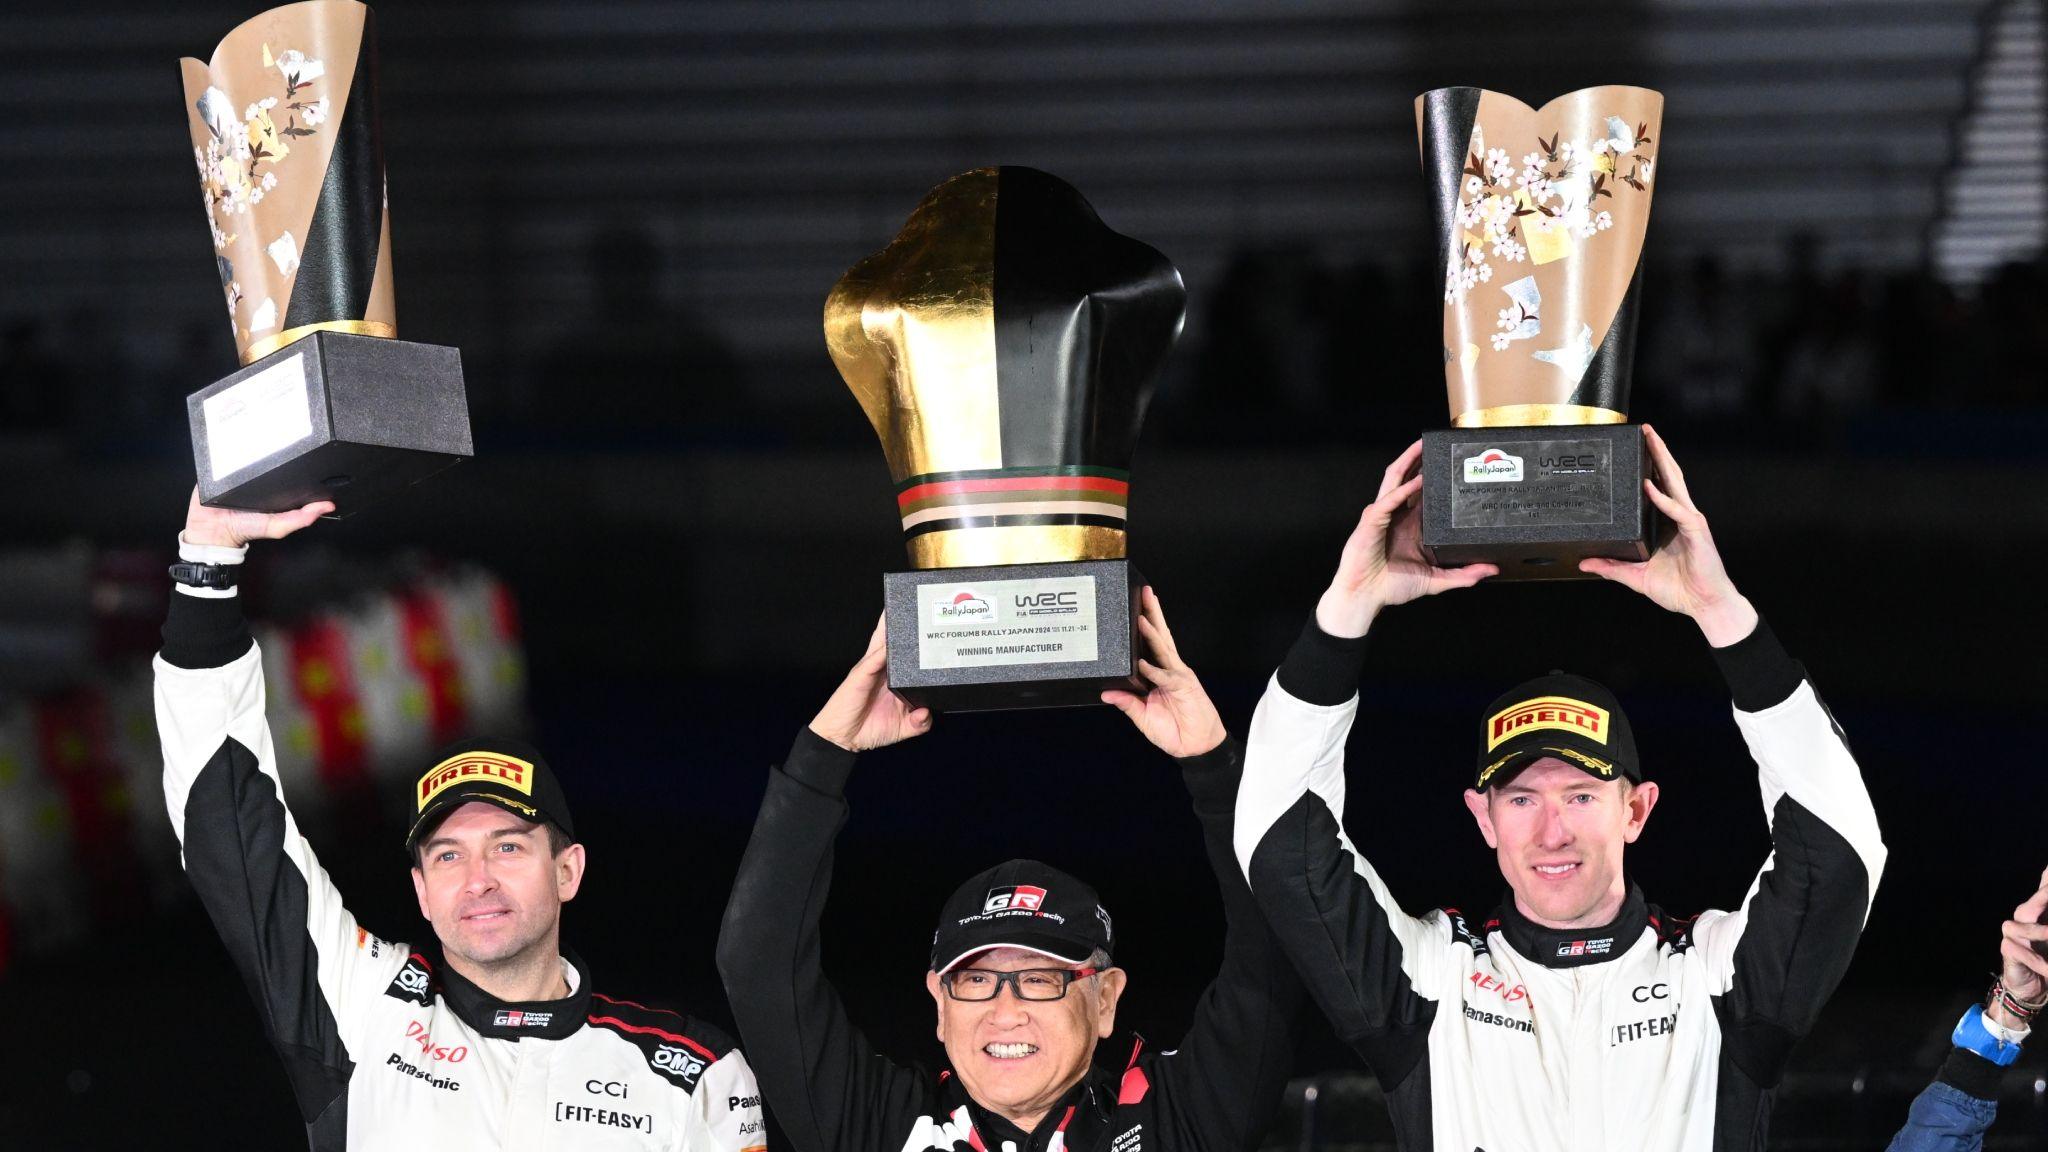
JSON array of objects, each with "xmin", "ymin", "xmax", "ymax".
[{"xmin": 1884, "ymin": 1049, "xmax": 2002, "ymax": 1152}]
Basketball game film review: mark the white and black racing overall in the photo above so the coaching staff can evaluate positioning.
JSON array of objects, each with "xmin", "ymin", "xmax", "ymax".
[
  {"xmin": 155, "ymin": 571, "xmax": 763, "ymax": 1151},
  {"xmin": 1233, "ymin": 615, "xmax": 1885, "ymax": 1152}
]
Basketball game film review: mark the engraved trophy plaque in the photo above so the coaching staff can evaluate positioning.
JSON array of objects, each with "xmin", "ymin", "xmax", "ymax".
[
  {"xmin": 180, "ymin": 1, "xmax": 469, "ymax": 516},
  {"xmin": 827, "ymin": 167, "xmax": 1186, "ymax": 711},
  {"xmin": 1416, "ymin": 86, "xmax": 1665, "ymax": 577}
]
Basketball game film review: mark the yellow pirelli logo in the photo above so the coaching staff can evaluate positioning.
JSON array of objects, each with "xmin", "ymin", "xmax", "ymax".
[
  {"xmin": 1486, "ymin": 696, "xmax": 1609, "ymax": 751},
  {"xmin": 417, "ymin": 751, "xmax": 535, "ymax": 811}
]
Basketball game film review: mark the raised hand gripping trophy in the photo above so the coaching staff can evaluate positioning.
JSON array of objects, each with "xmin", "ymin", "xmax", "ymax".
[
  {"xmin": 828, "ymin": 167, "xmax": 1185, "ymax": 712},
  {"xmin": 180, "ymin": 1, "xmax": 469, "ymax": 516},
  {"xmin": 1416, "ymin": 86, "xmax": 1664, "ymax": 578}
]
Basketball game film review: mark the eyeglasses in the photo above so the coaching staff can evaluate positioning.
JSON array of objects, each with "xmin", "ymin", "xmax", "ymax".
[{"xmin": 941, "ymin": 966, "xmax": 1099, "ymax": 1002}]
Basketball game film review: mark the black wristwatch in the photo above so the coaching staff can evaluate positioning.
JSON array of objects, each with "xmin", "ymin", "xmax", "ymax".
[{"xmin": 168, "ymin": 561, "xmax": 240, "ymax": 590}]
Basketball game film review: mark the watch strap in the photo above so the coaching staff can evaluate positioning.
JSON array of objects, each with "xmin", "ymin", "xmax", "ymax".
[{"xmin": 1953, "ymin": 1003, "xmax": 2025, "ymax": 1067}]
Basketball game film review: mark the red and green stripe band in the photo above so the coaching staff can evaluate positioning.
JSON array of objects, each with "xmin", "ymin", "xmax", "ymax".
[{"xmin": 895, "ymin": 466, "xmax": 1130, "ymax": 537}]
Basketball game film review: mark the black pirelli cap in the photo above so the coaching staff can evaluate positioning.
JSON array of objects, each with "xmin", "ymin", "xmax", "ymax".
[
  {"xmin": 1473, "ymin": 672, "xmax": 1641, "ymax": 791},
  {"xmin": 404, "ymin": 736, "xmax": 576, "ymax": 855}
]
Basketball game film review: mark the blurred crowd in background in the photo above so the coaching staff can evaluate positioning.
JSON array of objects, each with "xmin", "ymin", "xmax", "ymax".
[
  {"xmin": 5, "ymin": 240, "xmax": 2044, "ymax": 455},
  {"xmin": 0, "ymin": 558, "xmax": 527, "ymax": 977},
  {"xmin": 2, "ymin": 0, "xmax": 2045, "ymax": 1145}
]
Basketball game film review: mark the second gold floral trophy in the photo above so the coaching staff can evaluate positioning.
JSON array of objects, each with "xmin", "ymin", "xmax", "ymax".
[
  {"xmin": 829, "ymin": 167, "xmax": 1185, "ymax": 711},
  {"xmin": 1416, "ymin": 86, "xmax": 1665, "ymax": 577},
  {"xmin": 179, "ymin": 1, "xmax": 469, "ymax": 516}
]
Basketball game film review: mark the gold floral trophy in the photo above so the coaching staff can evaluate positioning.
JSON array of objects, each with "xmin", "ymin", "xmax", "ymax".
[
  {"xmin": 180, "ymin": 1, "xmax": 469, "ymax": 516},
  {"xmin": 828, "ymin": 167, "xmax": 1186, "ymax": 712},
  {"xmin": 1416, "ymin": 86, "xmax": 1664, "ymax": 577}
]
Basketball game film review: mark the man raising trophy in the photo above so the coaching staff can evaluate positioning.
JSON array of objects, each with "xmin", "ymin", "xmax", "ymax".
[
  {"xmin": 1233, "ymin": 432, "xmax": 1886, "ymax": 1150},
  {"xmin": 718, "ymin": 589, "xmax": 1302, "ymax": 1152}
]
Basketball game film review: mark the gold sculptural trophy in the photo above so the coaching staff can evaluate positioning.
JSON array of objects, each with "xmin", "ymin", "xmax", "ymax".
[
  {"xmin": 180, "ymin": 1, "xmax": 469, "ymax": 516},
  {"xmin": 828, "ymin": 167, "xmax": 1186, "ymax": 712},
  {"xmin": 1415, "ymin": 86, "xmax": 1665, "ymax": 577}
]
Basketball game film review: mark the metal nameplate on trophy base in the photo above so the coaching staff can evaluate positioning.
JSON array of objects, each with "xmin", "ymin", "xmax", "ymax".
[
  {"xmin": 1420, "ymin": 424, "xmax": 1656, "ymax": 578},
  {"xmin": 187, "ymin": 330, "xmax": 470, "ymax": 516},
  {"xmin": 884, "ymin": 559, "xmax": 1142, "ymax": 712}
]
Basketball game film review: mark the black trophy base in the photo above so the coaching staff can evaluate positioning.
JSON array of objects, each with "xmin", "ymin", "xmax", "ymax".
[
  {"xmin": 884, "ymin": 558, "xmax": 1142, "ymax": 713},
  {"xmin": 1420, "ymin": 423, "xmax": 1659, "ymax": 581},
  {"xmin": 187, "ymin": 331, "xmax": 471, "ymax": 518}
]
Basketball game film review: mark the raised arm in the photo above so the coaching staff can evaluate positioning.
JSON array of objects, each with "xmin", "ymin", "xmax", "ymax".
[
  {"xmin": 1234, "ymin": 444, "xmax": 1491, "ymax": 1085},
  {"xmin": 1884, "ymin": 868, "xmax": 2048, "ymax": 1152},
  {"xmin": 1104, "ymin": 591, "xmax": 1303, "ymax": 1150},
  {"xmin": 155, "ymin": 489, "xmax": 406, "ymax": 1134},
  {"xmin": 714, "ymin": 622, "xmax": 934, "ymax": 1152},
  {"xmin": 1584, "ymin": 427, "xmax": 1886, "ymax": 1077}
]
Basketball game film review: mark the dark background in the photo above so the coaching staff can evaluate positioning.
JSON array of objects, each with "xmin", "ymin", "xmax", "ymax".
[{"xmin": 1, "ymin": 1, "xmax": 2045, "ymax": 1148}]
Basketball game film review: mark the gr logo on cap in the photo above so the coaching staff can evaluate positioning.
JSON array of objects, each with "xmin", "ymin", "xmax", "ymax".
[
  {"xmin": 1474, "ymin": 672, "xmax": 1642, "ymax": 791},
  {"xmin": 405, "ymin": 736, "xmax": 576, "ymax": 854}
]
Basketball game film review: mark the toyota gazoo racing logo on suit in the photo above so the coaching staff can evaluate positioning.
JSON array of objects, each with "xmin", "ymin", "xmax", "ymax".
[
  {"xmin": 652, "ymin": 1044, "xmax": 707, "ymax": 1087},
  {"xmin": 1556, "ymin": 937, "xmax": 1614, "ymax": 958},
  {"xmin": 983, "ymin": 884, "xmax": 1048, "ymax": 914},
  {"xmin": 493, "ymin": 1009, "xmax": 553, "ymax": 1028}
]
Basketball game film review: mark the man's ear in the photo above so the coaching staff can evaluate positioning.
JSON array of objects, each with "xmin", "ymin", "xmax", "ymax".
[
  {"xmin": 411, "ymin": 866, "xmax": 430, "ymax": 921},
  {"xmin": 926, "ymin": 970, "xmax": 949, "ymax": 1042},
  {"xmin": 555, "ymin": 843, "xmax": 587, "ymax": 903},
  {"xmin": 1092, "ymin": 968, "xmax": 1128, "ymax": 1039},
  {"xmin": 1622, "ymin": 781, "xmax": 1660, "ymax": 843},
  {"xmin": 1462, "ymin": 788, "xmax": 1499, "ymax": 849}
]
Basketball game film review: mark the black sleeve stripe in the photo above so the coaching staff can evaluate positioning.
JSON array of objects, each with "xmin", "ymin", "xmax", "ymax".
[
  {"xmin": 1708, "ymin": 615, "xmax": 1804, "ymax": 713},
  {"xmin": 181, "ymin": 736, "xmax": 353, "ymax": 1124},
  {"xmin": 160, "ymin": 591, "xmax": 256, "ymax": 670},
  {"xmin": 1247, "ymin": 793, "xmax": 1436, "ymax": 1090},
  {"xmin": 1274, "ymin": 617, "xmax": 1371, "ymax": 707},
  {"xmin": 1716, "ymin": 793, "xmax": 1873, "ymax": 1086}
]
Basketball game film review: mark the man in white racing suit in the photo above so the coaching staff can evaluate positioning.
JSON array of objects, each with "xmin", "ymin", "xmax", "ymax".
[
  {"xmin": 155, "ymin": 491, "xmax": 762, "ymax": 1151},
  {"xmin": 1233, "ymin": 429, "xmax": 1886, "ymax": 1151}
]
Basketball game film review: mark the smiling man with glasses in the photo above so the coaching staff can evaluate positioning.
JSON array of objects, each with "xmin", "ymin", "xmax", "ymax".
[{"xmin": 717, "ymin": 590, "xmax": 1302, "ymax": 1152}]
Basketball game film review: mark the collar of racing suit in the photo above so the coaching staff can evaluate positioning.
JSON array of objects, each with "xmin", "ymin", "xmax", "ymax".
[
  {"xmin": 939, "ymin": 1039, "xmax": 1125, "ymax": 1150},
  {"xmin": 1492, "ymin": 882, "xmax": 1650, "ymax": 969},
  {"xmin": 432, "ymin": 946, "xmax": 595, "ymax": 1041}
]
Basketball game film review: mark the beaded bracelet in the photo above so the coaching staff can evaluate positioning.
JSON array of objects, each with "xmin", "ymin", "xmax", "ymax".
[{"xmin": 1989, "ymin": 977, "xmax": 2047, "ymax": 1022}]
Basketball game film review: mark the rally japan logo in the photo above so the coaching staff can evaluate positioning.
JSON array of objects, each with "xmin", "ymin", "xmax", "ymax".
[
  {"xmin": 1463, "ymin": 448, "xmax": 1525, "ymax": 483},
  {"xmin": 984, "ymin": 885, "xmax": 1049, "ymax": 914},
  {"xmin": 935, "ymin": 591, "xmax": 994, "ymax": 622}
]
